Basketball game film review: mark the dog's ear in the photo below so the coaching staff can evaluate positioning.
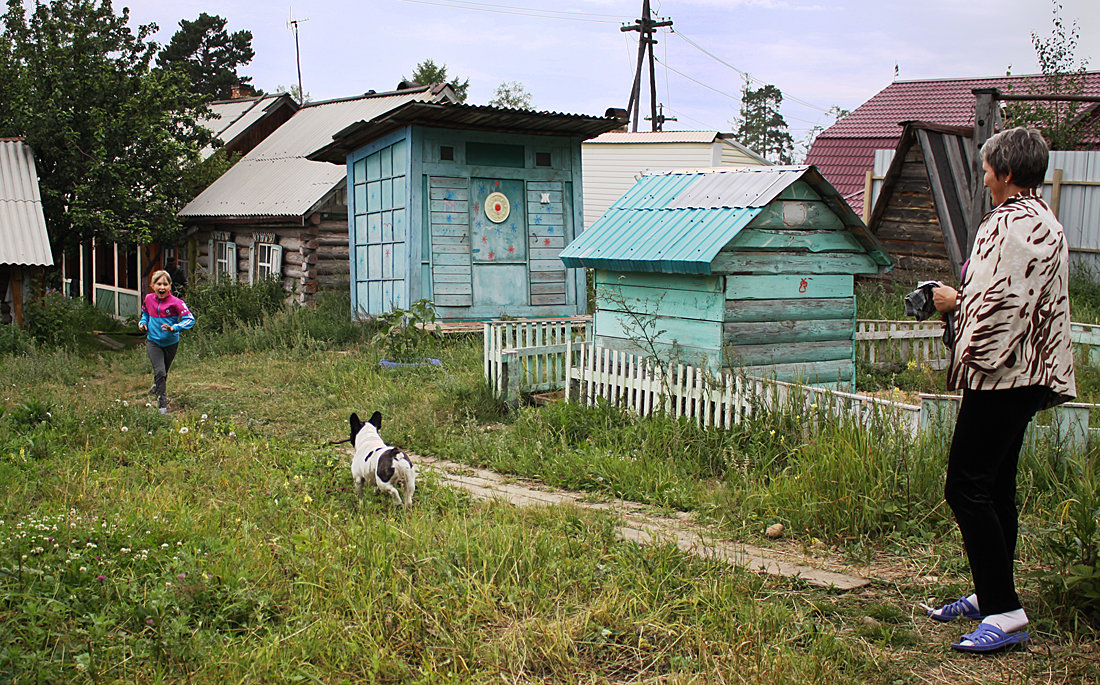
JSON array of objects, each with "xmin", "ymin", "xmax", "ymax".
[
  {"xmin": 368, "ymin": 411, "xmax": 382, "ymax": 430},
  {"xmin": 349, "ymin": 413, "xmax": 363, "ymax": 445}
]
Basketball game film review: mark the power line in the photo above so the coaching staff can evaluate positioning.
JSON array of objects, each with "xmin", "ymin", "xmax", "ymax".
[
  {"xmin": 668, "ymin": 27, "xmax": 827, "ymax": 112},
  {"xmin": 400, "ymin": 0, "xmax": 623, "ymax": 23}
]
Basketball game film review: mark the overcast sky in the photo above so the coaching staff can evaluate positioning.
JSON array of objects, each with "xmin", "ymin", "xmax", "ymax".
[{"xmin": 120, "ymin": 0, "xmax": 1099, "ymax": 150}]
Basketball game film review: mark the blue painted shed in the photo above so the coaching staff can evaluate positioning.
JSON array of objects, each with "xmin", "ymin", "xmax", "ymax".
[
  {"xmin": 309, "ymin": 101, "xmax": 624, "ymax": 320},
  {"xmin": 559, "ymin": 165, "xmax": 893, "ymax": 389}
]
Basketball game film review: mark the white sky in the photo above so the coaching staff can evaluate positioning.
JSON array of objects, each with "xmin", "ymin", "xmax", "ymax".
[{"xmin": 120, "ymin": 0, "xmax": 1099, "ymax": 148}]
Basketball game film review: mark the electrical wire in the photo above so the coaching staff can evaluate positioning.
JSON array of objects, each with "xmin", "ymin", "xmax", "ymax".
[
  {"xmin": 400, "ymin": 0, "xmax": 624, "ymax": 23},
  {"xmin": 670, "ymin": 28, "xmax": 831, "ymax": 114}
]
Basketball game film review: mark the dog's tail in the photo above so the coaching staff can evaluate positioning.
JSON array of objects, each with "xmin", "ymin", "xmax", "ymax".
[{"xmin": 395, "ymin": 452, "xmax": 416, "ymax": 506}]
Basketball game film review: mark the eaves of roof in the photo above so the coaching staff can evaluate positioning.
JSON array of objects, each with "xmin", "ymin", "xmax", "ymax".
[{"xmin": 0, "ymin": 139, "xmax": 53, "ymax": 266}]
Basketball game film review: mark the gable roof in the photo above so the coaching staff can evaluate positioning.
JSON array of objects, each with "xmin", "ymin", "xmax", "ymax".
[
  {"xmin": 198, "ymin": 92, "xmax": 299, "ymax": 159},
  {"xmin": 0, "ymin": 138, "xmax": 53, "ymax": 266},
  {"xmin": 806, "ymin": 71, "xmax": 1100, "ymax": 215},
  {"xmin": 559, "ymin": 165, "xmax": 889, "ymax": 274},
  {"xmin": 583, "ymin": 130, "xmax": 768, "ymax": 162},
  {"xmin": 181, "ymin": 85, "xmax": 453, "ymax": 220},
  {"xmin": 309, "ymin": 101, "xmax": 625, "ymax": 163}
]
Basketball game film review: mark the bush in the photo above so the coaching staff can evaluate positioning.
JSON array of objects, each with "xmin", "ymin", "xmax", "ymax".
[
  {"xmin": 21, "ymin": 290, "xmax": 123, "ymax": 349},
  {"xmin": 185, "ymin": 277, "xmax": 287, "ymax": 333}
]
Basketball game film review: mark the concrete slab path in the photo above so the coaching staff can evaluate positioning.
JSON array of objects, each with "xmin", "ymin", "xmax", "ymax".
[{"xmin": 416, "ymin": 454, "xmax": 869, "ymax": 591}]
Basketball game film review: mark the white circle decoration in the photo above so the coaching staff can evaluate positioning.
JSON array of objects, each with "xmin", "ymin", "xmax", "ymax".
[{"xmin": 485, "ymin": 192, "xmax": 510, "ymax": 223}]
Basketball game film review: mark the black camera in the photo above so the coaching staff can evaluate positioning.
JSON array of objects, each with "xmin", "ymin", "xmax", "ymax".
[{"xmin": 904, "ymin": 280, "xmax": 955, "ymax": 348}]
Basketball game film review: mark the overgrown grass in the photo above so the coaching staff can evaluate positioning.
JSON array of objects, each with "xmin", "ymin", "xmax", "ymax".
[{"xmin": 2, "ymin": 286, "xmax": 1099, "ymax": 681}]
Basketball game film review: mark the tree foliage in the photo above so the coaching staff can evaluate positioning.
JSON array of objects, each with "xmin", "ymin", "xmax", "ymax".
[
  {"xmin": 733, "ymin": 79, "xmax": 795, "ymax": 164},
  {"xmin": 0, "ymin": 0, "xmax": 212, "ymax": 251},
  {"xmin": 799, "ymin": 105, "xmax": 850, "ymax": 163},
  {"xmin": 1004, "ymin": 1, "xmax": 1095, "ymax": 150},
  {"xmin": 157, "ymin": 13, "xmax": 254, "ymax": 101},
  {"xmin": 404, "ymin": 59, "xmax": 469, "ymax": 102},
  {"xmin": 488, "ymin": 81, "xmax": 533, "ymax": 110}
]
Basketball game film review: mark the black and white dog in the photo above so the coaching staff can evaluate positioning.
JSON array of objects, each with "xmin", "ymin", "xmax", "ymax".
[{"xmin": 349, "ymin": 411, "xmax": 416, "ymax": 507}]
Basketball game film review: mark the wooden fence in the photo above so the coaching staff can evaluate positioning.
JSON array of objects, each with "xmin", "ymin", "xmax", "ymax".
[
  {"xmin": 483, "ymin": 317, "xmax": 591, "ymax": 402},
  {"xmin": 564, "ymin": 340, "xmax": 1093, "ymax": 451}
]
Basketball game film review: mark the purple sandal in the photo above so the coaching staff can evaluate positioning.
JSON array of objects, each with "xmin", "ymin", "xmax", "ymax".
[
  {"xmin": 951, "ymin": 623, "xmax": 1029, "ymax": 653},
  {"xmin": 928, "ymin": 596, "xmax": 983, "ymax": 622}
]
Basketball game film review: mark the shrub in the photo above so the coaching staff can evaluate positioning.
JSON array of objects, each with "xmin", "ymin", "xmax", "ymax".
[
  {"xmin": 21, "ymin": 290, "xmax": 122, "ymax": 349},
  {"xmin": 185, "ymin": 277, "xmax": 287, "ymax": 333}
]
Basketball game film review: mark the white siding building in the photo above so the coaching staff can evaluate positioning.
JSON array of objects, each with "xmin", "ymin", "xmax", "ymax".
[{"xmin": 581, "ymin": 131, "xmax": 768, "ymax": 229}]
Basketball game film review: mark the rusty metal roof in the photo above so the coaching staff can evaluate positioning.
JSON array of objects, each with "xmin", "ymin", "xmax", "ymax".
[
  {"xmin": 181, "ymin": 86, "xmax": 449, "ymax": 219},
  {"xmin": 0, "ymin": 139, "xmax": 53, "ymax": 266},
  {"xmin": 309, "ymin": 101, "xmax": 625, "ymax": 163},
  {"xmin": 560, "ymin": 166, "xmax": 890, "ymax": 274}
]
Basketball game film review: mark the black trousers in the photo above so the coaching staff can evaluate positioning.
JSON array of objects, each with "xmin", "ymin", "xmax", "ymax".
[
  {"xmin": 146, "ymin": 340, "xmax": 179, "ymax": 407},
  {"xmin": 945, "ymin": 385, "xmax": 1048, "ymax": 616}
]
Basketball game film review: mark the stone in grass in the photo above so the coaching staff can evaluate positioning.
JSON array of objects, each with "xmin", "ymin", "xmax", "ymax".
[{"xmin": 765, "ymin": 523, "xmax": 785, "ymax": 539}]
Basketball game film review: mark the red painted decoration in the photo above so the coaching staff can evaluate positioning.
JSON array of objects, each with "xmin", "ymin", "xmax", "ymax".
[{"xmin": 799, "ymin": 277, "xmax": 810, "ymax": 293}]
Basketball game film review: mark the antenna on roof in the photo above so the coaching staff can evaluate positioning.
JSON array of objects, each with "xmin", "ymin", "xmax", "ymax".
[{"xmin": 287, "ymin": 9, "xmax": 310, "ymax": 103}]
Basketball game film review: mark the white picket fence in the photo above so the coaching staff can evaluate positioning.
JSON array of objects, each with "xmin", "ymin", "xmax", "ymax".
[
  {"xmin": 483, "ymin": 317, "xmax": 591, "ymax": 402},
  {"xmin": 564, "ymin": 340, "xmax": 1093, "ymax": 450}
]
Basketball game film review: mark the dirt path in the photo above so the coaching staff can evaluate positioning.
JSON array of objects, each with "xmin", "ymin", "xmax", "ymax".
[{"xmin": 415, "ymin": 453, "xmax": 870, "ymax": 590}]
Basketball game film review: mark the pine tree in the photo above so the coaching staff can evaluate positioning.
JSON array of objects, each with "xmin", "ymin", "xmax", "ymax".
[
  {"xmin": 733, "ymin": 78, "xmax": 795, "ymax": 164},
  {"xmin": 404, "ymin": 59, "xmax": 469, "ymax": 102},
  {"xmin": 157, "ymin": 13, "xmax": 255, "ymax": 101}
]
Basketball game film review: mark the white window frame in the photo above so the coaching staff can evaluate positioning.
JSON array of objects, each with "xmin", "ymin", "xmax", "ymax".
[
  {"xmin": 209, "ymin": 236, "xmax": 237, "ymax": 281},
  {"xmin": 250, "ymin": 241, "xmax": 283, "ymax": 283}
]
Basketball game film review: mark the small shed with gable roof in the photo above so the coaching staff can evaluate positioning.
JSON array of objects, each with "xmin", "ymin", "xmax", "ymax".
[
  {"xmin": 1, "ymin": 138, "xmax": 54, "ymax": 325},
  {"xmin": 559, "ymin": 165, "xmax": 892, "ymax": 389}
]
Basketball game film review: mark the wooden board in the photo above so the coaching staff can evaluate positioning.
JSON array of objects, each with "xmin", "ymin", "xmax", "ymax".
[
  {"xmin": 712, "ymin": 251, "xmax": 882, "ymax": 275},
  {"xmin": 724, "ymin": 297, "xmax": 854, "ymax": 323},
  {"xmin": 723, "ymin": 318, "xmax": 852, "ymax": 346},
  {"xmin": 724, "ymin": 339, "xmax": 853, "ymax": 367},
  {"xmin": 726, "ymin": 274, "xmax": 852, "ymax": 300}
]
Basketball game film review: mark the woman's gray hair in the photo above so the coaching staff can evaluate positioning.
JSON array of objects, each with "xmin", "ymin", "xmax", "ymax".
[{"xmin": 980, "ymin": 127, "xmax": 1049, "ymax": 189}]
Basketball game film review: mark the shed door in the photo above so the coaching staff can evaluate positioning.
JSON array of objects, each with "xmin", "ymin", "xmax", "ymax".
[
  {"xmin": 470, "ymin": 178, "xmax": 528, "ymax": 306},
  {"xmin": 352, "ymin": 140, "xmax": 407, "ymax": 315}
]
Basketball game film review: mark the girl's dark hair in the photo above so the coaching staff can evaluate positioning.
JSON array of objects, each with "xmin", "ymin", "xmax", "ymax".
[{"xmin": 980, "ymin": 127, "xmax": 1049, "ymax": 188}]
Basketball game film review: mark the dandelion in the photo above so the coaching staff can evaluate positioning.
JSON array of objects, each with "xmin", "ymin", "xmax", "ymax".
[
  {"xmin": 179, "ymin": 426, "xmax": 189, "ymax": 434},
  {"xmin": 303, "ymin": 494, "xmax": 313, "ymax": 504}
]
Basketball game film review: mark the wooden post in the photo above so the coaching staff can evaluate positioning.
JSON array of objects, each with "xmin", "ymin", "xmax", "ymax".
[
  {"xmin": 863, "ymin": 170, "xmax": 874, "ymax": 224},
  {"xmin": 969, "ymin": 89, "xmax": 1001, "ymax": 255},
  {"xmin": 11, "ymin": 267, "xmax": 24, "ymax": 326},
  {"xmin": 1050, "ymin": 168, "xmax": 1063, "ymax": 220},
  {"xmin": 1050, "ymin": 404, "xmax": 1089, "ymax": 455}
]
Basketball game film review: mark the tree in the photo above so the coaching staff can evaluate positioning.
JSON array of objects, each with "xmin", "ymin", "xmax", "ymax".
[
  {"xmin": 157, "ymin": 12, "xmax": 254, "ymax": 101},
  {"xmin": 1004, "ymin": 1, "xmax": 1095, "ymax": 150},
  {"xmin": 733, "ymin": 78, "xmax": 795, "ymax": 164},
  {"xmin": 404, "ymin": 59, "xmax": 469, "ymax": 102},
  {"xmin": 488, "ymin": 81, "xmax": 533, "ymax": 110},
  {"xmin": 0, "ymin": 0, "xmax": 213, "ymax": 252},
  {"xmin": 798, "ymin": 105, "xmax": 850, "ymax": 163},
  {"xmin": 275, "ymin": 83, "xmax": 311, "ymax": 105}
]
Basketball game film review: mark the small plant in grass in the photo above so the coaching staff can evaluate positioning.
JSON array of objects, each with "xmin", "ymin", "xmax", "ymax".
[{"xmin": 373, "ymin": 299, "xmax": 441, "ymax": 363}]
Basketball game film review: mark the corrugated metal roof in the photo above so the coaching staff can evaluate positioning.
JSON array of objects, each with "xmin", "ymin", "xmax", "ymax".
[
  {"xmin": 310, "ymin": 101, "xmax": 625, "ymax": 162},
  {"xmin": 0, "ymin": 139, "xmax": 53, "ymax": 266},
  {"xmin": 586, "ymin": 130, "xmax": 720, "ymax": 144},
  {"xmin": 181, "ymin": 87, "xmax": 446, "ymax": 219},
  {"xmin": 198, "ymin": 94, "xmax": 296, "ymax": 159},
  {"xmin": 804, "ymin": 136, "xmax": 897, "ymax": 215},
  {"xmin": 560, "ymin": 165, "xmax": 890, "ymax": 274}
]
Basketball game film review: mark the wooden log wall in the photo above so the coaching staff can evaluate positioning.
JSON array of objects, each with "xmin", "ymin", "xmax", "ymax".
[{"xmin": 871, "ymin": 145, "xmax": 953, "ymax": 282}]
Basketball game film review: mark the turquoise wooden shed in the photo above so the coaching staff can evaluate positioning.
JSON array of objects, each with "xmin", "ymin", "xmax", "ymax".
[
  {"xmin": 559, "ymin": 165, "xmax": 893, "ymax": 389},
  {"xmin": 309, "ymin": 101, "xmax": 623, "ymax": 320}
]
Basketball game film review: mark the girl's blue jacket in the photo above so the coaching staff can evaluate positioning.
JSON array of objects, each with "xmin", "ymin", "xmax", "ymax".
[{"xmin": 140, "ymin": 293, "xmax": 195, "ymax": 347}]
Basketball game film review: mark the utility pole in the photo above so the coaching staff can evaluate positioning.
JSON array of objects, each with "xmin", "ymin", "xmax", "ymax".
[
  {"xmin": 621, "ymin": 0, "xmax": 672, "ymax": 132},
  {"xmin": 644, "ymin": 103, "xmax": 677, "ymax": 132},
  {"xmin": 287, "ymin": 11, "xmax": 309, "ymax": 103}
]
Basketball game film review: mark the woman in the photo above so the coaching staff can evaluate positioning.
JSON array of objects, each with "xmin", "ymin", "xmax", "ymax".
[
  {"xmin": 139, "ymin": 270, "xmax": 195, "ymax": 414},
  {"xmin": 928, "ymin": 127, "xmax": 1075, "ymax": 653}
]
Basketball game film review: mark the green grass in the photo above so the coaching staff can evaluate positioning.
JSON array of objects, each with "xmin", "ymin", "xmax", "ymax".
[{"xmin": 2, "ymin": 299, "xmax": 1099, "ymax": 681}]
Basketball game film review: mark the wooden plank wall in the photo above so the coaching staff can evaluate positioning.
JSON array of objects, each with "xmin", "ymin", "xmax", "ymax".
[
  {"xmin": 593, "ymin": 270, "xmax": 725, "ymax": 370},
  {"xmin": 718, "ymin": 182, "xmax": 867, "ymax": 388},
  {"xmin": 429, "ymin": 176, "xmax": 472, "ymax": 307},
  {"xmin": 528, "ymin": 181, "xmax": 567, "ymax": 305}
]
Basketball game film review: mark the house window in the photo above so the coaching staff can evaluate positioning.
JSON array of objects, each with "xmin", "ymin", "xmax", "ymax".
[
  {"xmin": 210, "ymin": 233, "xmax": 237, "ymax": 281},
  {"xmin": 251, "ymin": 241, "xmax": 283, "ymax": 282},
  {"xmin": 163, "ymin": 246, "xmax": 189, "ymax": 275},
  {"xmin": 440, "ymin": 145, "xmax": 454, "ymax": 161},
  {"xmin": 535, "ymin": 151, "xmax": 552, "ymax": 167}
]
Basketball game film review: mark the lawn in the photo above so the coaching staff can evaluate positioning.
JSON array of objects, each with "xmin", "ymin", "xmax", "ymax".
[{"xmin": 1, "ymin": 288, "xmax": 1098, "ymax": 683}]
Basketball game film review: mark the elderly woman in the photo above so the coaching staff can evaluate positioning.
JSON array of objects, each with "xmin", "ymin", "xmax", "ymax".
[{"xmin": 928, "ymin": 127, "xmax": 1075, "ymax": 653}]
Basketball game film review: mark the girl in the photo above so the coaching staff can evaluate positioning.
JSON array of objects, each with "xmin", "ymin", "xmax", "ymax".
[{"xmin": 139, "ymin": 270, "xmax": 195, "ymax": 414}]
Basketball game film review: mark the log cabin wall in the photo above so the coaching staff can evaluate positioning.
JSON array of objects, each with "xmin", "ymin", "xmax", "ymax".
[{"xmin": 869, "ymin": 144, "xmax": 953, "ymax": 282}]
